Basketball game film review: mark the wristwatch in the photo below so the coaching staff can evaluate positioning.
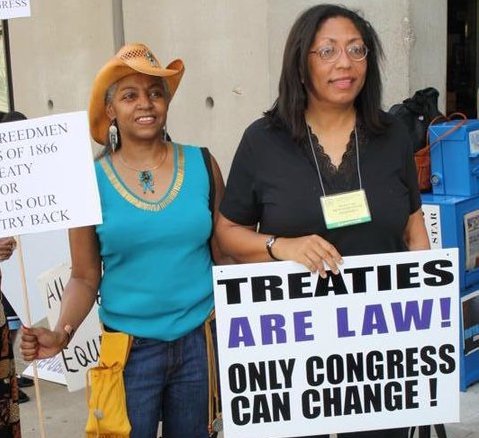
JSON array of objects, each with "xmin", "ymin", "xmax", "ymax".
[{"xmin": 266, "ymin": 235, "xmax": 280, "ymax": 261}]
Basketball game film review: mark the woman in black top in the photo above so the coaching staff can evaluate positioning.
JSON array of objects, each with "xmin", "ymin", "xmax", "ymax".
[{"xmin": 217, "ymin": 4, "xmax": 430, "ymax": 438}]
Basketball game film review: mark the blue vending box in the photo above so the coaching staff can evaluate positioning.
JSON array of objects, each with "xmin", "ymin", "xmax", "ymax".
[
  {"xmin": 460, "ymin": 284, "xmax": 479, "ymax": 391},
  {"xmin": 421, "ymin": 193, "xmax": 479, "ymax": 289},
  {"xmin": 429, "ymin": 119, "xmax": 479, "ymax": 196},
  {"xmin": 422, "ymin": 193, "xmax": 479, "ymax": 390}
]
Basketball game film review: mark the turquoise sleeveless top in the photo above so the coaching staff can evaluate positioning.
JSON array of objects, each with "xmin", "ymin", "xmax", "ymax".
[{"xmin": 94, "ymin": 144, "xmax": 213, "ymax": 341}]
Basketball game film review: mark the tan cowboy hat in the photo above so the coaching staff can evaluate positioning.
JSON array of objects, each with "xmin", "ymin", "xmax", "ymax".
[{"xmin": 89, "ymin": 43, "xmax": 184, "ymax": 145}]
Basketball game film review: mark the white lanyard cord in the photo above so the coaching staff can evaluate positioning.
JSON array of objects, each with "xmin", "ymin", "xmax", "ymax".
[{"xmin": 306, "ymin": 124, "xmax": 363, "ymax": 196}]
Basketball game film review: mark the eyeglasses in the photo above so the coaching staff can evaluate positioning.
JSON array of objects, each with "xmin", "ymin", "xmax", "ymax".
[{"xmin": 309, "ymin": 43, "xmax": 368, "ymax": 63}]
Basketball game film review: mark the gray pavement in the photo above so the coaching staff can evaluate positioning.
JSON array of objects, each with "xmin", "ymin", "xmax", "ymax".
[{"xmin": 15, "ymin": 356, "xmax": 479, "ymax": 438}]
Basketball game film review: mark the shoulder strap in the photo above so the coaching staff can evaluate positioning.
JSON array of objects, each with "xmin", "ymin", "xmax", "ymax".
[{"xmin": 201, "ymin": 147, "xmax": 215, "ymax": 214}]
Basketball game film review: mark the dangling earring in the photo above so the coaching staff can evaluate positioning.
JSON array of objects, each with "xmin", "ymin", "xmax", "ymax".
[
  {"xmin": 109, "ymin": 120, "xmax": 118, "ymax": 152},
  {"xmin": 163, "ymin": 124, "xmax": 168, "ymax": 142}
]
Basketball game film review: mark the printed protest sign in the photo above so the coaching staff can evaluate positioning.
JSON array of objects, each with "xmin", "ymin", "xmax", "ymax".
[
  {"xmin": 0, "ymin": 0, "xmax": 31, "ymax": 19},
  {"xmin": 0, "ymin": 111, "xmax": 101, "ymax": 237},
  {"xmin": 0, "ymin": 110, "xmax": 101, "ymax": 324},
  {"xmin": 37, "ymin": 263, "xmax": 101, "ymax": 392},
  {"xmin": 213, "ymin": 248, "xmax": 460, "ymax": 438}
]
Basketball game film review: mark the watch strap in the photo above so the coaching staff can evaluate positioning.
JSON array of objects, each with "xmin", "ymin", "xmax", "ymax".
[{"xmin": 266, "ymin": 236, "xmax": 280, "ymax": 261}]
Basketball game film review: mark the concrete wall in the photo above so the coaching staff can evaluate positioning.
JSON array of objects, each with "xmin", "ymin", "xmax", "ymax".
[
  {"xmin": 8, "ymin": 0, "xmax": 116, "ymax": 118},
  {"xmin": 7, "ymin": 0, "xmax": 448, "ymax": 175},
  {"xmin": 122, "ymin": 0, "xmax": 271, "ymax": 173},
  {"xmin": 409, "ymin": 0, "xmax": 448, "ymax": 111}
]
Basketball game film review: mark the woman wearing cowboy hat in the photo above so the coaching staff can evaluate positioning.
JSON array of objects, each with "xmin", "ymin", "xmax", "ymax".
[{"xmin": 20, "ymin": 43, "xmax": 227, "ymax": 438}]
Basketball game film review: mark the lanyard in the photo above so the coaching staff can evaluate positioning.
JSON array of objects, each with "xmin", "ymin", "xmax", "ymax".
[{"xmin": 306, "ymin": 124, "xmax": 363, "ymax": 196}]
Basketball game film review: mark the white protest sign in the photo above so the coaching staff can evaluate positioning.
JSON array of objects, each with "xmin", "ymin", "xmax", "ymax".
[
  {"xmin": 0, "ymin": 111, "xmax": 101, "ymax": 324},
  {"xmin": 37, "ymin": 263, "xmax": 101, "ymax": 392},
  {"xmin": 23, "ymin": 354, "xmax": 66, "ymax": 386},
  {"xmin": 213, "ymin": 248, "xmax": 460, "ymax": 438},
  {"xmin": 0, "ymin": 0, "xmax": 31, "ymax": 19},
  {"xmin": 0, "ymin": 110, "xmax": 102, "ymax": 237}
]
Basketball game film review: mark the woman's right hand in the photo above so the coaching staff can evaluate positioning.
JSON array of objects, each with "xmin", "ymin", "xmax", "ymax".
[
  {"xmin": 20, "ymin": 326, "xmax": 69, "ymax": 361},
  {"xmin": 273, "ymin": 235, "xmax": 343, "ymax": 278},
  {"xmin": 0, "ymin": 236, "xmax": 16, "ymax": 261}
]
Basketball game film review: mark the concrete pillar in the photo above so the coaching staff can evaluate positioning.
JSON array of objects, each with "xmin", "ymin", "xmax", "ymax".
[
  {"xmin": 6, "ymin": 0, "xmax": 447, "ymax": 173},
  {"xmin": 8, "ymin": 0, "xmax": 117, "ymax": 119},
  {"xmin": 123, "ymin": 0, "xmax": 447, "ymax": 174}
]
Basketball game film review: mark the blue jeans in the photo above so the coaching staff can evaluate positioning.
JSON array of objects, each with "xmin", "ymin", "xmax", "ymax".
[{"xmin": 124, "ymin": 324, "xmax": 209, "ymax": 438}]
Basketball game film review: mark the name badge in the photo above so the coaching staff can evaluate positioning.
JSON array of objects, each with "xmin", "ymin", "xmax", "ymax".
[{"xmin": 320, "ymin": 189, "xmax": 371, "ymax": 229}]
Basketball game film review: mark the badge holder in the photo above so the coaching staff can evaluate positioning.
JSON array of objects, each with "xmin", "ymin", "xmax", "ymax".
[
  {"xmin": 320, "ymin": 189, "xmax": 371, "ymax": 229},
  {"xmin": 307, "ymin": 124, "xmax": 372, "ymax": 230}
]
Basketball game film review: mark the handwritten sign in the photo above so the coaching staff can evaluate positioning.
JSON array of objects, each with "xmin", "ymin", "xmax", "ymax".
[
  {"xmin": 37, "ymin": 263, "xmax": 101, "ymax": 392},
  {"xmin": 0, "ymin": 111, "xmax": 102, "ymax": 238},
  {"xmin": 23, "ymin": 355, "xmax": 66, "ymax": 386},
  {"xmin": 213, "ymin": 249, "xmax": 460, "ymax": 438},
  {"xmin": 0, "ymin": 0, "xmax": 31, "ymax": 19}
]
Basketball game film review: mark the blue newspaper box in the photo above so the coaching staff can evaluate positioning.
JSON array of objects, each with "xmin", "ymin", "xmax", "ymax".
[
  {"xmin": 429, "ymin": 119, "xmax": 479, "ymax": 196},
  {"xmin": 421, "ymin": 193, "xmax": 479, "ymax": 289},
  {"xmin": 422, "ymin": 193, "xmax": 479, "ymax": 390},
  {"xmin": 460, "ymin": 284, "xmax": 479, "ymax": 391}
]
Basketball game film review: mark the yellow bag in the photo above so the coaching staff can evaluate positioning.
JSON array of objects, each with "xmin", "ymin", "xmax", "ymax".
[{"xmin": 85, "ymin": 331, "xmax": 133, "ymax": 438}]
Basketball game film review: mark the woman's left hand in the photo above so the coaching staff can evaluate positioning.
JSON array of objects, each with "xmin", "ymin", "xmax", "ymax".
[{"xmin": 0, "ymin": 237, "xmax": 16, "ymax": 261}]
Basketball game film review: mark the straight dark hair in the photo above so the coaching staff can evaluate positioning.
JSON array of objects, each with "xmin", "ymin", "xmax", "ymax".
[{"xmin": 265, "ymin": 4, "xmax": 386, "ymax": 144}]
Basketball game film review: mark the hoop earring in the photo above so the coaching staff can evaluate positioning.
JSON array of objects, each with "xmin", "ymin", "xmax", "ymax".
[{"xmin": 109, "ymin": 120, "xmax": 118, "ymax": 152}]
